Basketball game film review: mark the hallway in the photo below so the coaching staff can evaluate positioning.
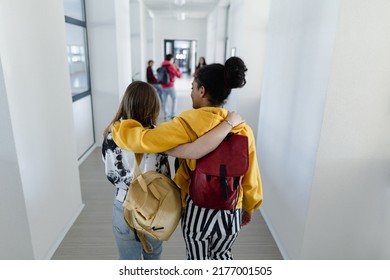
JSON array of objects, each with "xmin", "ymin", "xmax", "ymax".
[
  {"xmin": 52, "ymin": 147, "xmax": 283, "ymax": 260},
  {"xmin": 2, "ymin": 0, "xmax": 390, "ymax": 262}
]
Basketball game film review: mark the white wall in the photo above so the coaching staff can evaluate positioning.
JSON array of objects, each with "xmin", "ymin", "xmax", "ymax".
[
  {"xmin": 302, "ymin": 0, "xmax": 390, "ymax": 259},
  {"xmin": 207, "ymin": 3, "xmax": 229, "ymax": 64},
  {"xmin": 145, "ymin": 11, "xmax": 155, "ymax": 69},
  {"xmin": 0, "ymin": 59, "xmax": 34, "ymax": 260},
  {"xmin": 86, "ymin": 0, "xmax": 133, "ymax": 146},
  {"xmin": 115, "ymin": 0, "xmax": 133, "ymax": 97},
  {"xmin": 130, "ymin": 0, "xmax": 144, "ymax": 81},
  {"xmin": 258, "ymin": 0, "xmax": 390, "ymax": 259},
  {"xmin": 0, "ymin": 0, "xmax": 83, "ymax": 259},
  {"xmin": 223, "ymin": 0, "xmax": 269, "ymax": 137},
  {"xmin": 154, "ymin": 17, "xmax": 208, "ymax": 66},
  {"xmin": 258, "ymin": 0, "xmax": 340, "ymax": 259}
]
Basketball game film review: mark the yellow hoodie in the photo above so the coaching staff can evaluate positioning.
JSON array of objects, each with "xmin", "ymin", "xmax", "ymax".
[{"xmin": 112, "ymin": 107, "xmax": 262, "ymax": 213}]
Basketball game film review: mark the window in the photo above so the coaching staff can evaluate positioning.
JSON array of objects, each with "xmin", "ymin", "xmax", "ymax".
[
  {"xmin": 63, "ymin": 0, "xmax": 91, "ymax": 101},
  {"xmin": 63, "ymin": 0, "xmax": 85, "ymax": 21},
  {"xmin": 63, "ymin": 0, "xmax": 95, "ymax": 159}
]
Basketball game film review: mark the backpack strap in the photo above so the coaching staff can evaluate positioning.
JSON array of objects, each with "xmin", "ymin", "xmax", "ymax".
[
  {"xmin": 135, "ymin": 230, "xmax": 153, "ymax": 254},
  {"xmin": 220, "ymin": 164, "xmax": 228, "ymax": 201},
  {"xmin": 133, "ymin": 153, "xmax": 148, "ymax": 193},
  {"xmin": 132, "ymin": 153, "xmax": 161, "ymax": 199},
  {"xmin": 130, "ymin": 153, "xmax": 155, "ymax": 254},
  {"xmin": 133, "ymin": 153, "xmax": 144, "ymax": 177}
]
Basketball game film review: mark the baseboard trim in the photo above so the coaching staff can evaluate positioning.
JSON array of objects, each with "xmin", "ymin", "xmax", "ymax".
[
  {"xmin": 260, "ymin": 208, "xmax": 289, "ymax": 260},
  {"xmin": 78, "ymin": 144, "xmax": 98, "ymax": 166},
  {"xmin": 44, "ymin": 203, "xmax": 85, "ymax": 260}
]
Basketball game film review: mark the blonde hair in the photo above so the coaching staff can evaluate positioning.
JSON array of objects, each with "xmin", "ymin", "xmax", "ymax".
[{"xmin": 103, "ymin": 81, "xmax": 160, "ymax": 141}]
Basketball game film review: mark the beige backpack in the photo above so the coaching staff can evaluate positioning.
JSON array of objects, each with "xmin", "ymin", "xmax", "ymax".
[{"xmin": 123, "ymin": 153, "xmax": 182, "ymax": 253}]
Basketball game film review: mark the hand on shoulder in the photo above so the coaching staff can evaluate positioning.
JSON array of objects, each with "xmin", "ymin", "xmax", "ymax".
[{"xmin": 226, "ymin": 111, "xmax": 245, "ymax": 127}]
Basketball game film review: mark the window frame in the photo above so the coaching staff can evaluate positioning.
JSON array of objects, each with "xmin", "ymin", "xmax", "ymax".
[{"xmin": 64, "ymin": 2, "xmax": 92, "ymax": 102}]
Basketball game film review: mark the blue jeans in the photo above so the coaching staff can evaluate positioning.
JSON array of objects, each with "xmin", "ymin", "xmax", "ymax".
[
  {"xmin": 152, "ymin": 83, "xmax": 164, "ymax": 105},
  {"xmin": 112, "ymin": 199, "xmax": 163, "ymax": 260},
  {"xmin": 162, "ymin": 86, "xmax": 177, "ymax": 119}
]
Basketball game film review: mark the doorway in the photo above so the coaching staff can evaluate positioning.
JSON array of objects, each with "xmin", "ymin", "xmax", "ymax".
[{"xmin": 164, "ymin": 39, "xmax": 197, "ymax": 75}]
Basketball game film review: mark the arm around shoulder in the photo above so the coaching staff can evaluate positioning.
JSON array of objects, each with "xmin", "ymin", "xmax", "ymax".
[
  {"xmin": 112, "ymin": 118, "xmax": 193, "ymax": 153},
  {"xmin": 165, "ymin": 111, "xmax": 245, "ymax": 159}
]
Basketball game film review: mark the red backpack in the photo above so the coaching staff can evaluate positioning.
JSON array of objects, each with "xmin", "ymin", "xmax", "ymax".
[{"xmin": 189, "ymin": 133, "xmax": 249, "ymax": 210}]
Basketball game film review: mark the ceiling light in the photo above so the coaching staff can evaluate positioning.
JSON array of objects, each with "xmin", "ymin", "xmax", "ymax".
[
  {"xmin": 177, "ymin": 12, "xmax": 186, "ymax": 20},
  {"xmin": 174, "ymin": 0, "xmax": 186, "ymax": 6}
]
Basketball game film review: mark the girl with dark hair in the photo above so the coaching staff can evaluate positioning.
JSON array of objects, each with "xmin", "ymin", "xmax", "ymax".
[
  {"xmin": 111, "ymin": 57, "xmax": 262, "ymax": 260},
  {"xmin": 102, "ymin": 80, "xmax": 244, "ymax": 260},
  {"xmin": 195, "ymin": 56, "xmax": 206, "ymax": 71}
]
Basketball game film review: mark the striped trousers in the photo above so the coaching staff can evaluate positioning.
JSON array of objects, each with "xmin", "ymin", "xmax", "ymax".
[{"xmin": 181, "ymin": 195, "xmax": 242, "ymax": 260}]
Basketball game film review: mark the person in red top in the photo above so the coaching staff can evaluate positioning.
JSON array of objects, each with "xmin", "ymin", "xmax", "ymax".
[
  {"xmin": 146, "ymin": 60, "xmax": 164, "ymax": 107},
  {"xmin": 160, "ymin": 54, "xmax": 182, "ymax": 120}
]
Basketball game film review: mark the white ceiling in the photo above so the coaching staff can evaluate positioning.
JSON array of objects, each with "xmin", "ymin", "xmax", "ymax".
[{"xmin": 143, "ymin": 0, "xmax": 221, "ymax": 20}]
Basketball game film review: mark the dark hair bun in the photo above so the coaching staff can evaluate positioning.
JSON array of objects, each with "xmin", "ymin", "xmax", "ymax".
[{"xmin": 224, "ymin": 56, "xmax": 247, "ymax": 89}]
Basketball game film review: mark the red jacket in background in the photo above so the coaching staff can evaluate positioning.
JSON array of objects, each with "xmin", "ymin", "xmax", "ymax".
[{"xmin": 161, "ymin": 60, "xmax": 182, "ymax": 88}]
